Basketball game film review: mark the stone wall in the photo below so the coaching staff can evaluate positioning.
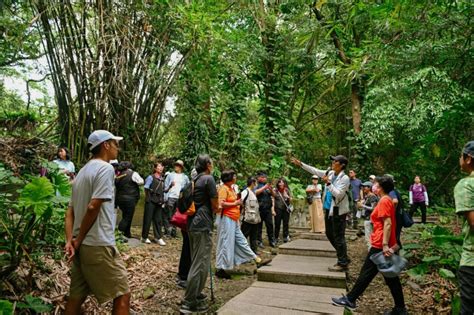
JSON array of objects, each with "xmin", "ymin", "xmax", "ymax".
[{"xmin": 289, "ymin": 199, "xmax": 311, "ymax": 228}]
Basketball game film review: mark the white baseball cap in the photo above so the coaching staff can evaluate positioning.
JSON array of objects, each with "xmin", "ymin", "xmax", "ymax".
[{"xmin": 88, "ymin": 130, "xmax": 123, "ymax": 151}]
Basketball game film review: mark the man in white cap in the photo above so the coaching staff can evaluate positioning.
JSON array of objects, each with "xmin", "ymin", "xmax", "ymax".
[
  {"xmin": 164, "ymin": 159, "xmax": 190, "ymax": 237},
  {"xmin": 64, "ymin": 130, "xmax": 130, "ymax": 314}
]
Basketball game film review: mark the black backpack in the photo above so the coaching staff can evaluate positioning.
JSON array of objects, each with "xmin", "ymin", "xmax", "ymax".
[
  {"xmin": 177, "ymin": 181, "xmax": 193, "ymax": 214},
  {"xmin": 393, "ymin": 189, "xmax": 414, "ymax": 247}
]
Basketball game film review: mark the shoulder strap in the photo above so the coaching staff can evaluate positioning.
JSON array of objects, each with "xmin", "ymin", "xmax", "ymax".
[{"xmin": 241, "ymin": 188, "xmax": 250, "ymax": 215}]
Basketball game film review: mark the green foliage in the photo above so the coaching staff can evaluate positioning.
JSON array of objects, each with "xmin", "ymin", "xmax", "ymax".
[
  {"xmin": 403, "ymin": 222, "xmax": 462, "ymax": 283},
  {"xmin": 0, "ymin": 300, "xmax": 13, "ymax": 315},
  {"xmin": 0, "ymin": 162, "xmax": 69, "ymax": 280},
  {"xmin": 16, "ymin": 295, "xmax": 52, "ymax": 313}
]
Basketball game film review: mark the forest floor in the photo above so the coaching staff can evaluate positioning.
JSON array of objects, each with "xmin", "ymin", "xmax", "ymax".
[{"xmin": 5, "ymin": 222, "xmax": 458, "ymax": 314}]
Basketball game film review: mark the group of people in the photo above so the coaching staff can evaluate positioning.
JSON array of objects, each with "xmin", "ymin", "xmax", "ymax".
[{"xmin": 60, "ymin": 129, "xmax": 473, "ymax": 315}]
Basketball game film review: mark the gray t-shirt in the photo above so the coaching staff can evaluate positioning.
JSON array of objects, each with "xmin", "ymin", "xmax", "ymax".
[{"xmin": 71, "ymin": 159, "xmax": 116, "ymax": 246}]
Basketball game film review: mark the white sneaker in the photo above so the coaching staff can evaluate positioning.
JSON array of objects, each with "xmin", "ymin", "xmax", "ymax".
[
  {"xmin": 158, "ymin": 238, "xmax": 166, "ymax": 246},
  {"xmin": 141, "ymin": 238, "xmax": 151, "ymax": 244}
]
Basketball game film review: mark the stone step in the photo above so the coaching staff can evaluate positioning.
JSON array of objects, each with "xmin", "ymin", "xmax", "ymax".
[
  {"xmin": 279, "ymin": 239, "xmax": 336, "ymax": 257},
  {"xmin": 299, "ymin": 232, "xmax": 328, "ymax": 241},
  {"xmin": 218, "ymin": 281, "xmax": 344, "ymax": 315},
  {"xmin": 257, "ymin": 254, "xmax": 345, "ymax": 288}
]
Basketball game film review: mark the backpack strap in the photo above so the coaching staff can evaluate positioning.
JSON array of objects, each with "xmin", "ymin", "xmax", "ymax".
[{"xmin": 241, "ymin": 188, "xmax": 250, "ymax": 216}]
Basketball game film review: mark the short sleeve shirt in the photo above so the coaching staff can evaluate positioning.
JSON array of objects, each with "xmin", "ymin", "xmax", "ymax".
[
  {"xmin": 256, "ymin": 183, "xmax": 273, "ymax": 210},
  {"xmin": 454, "ymin": 171, "xmax": 474, "ymax": 267},
  {"xmin": 218, "ymin": 185, "xmax": 240, "ymax": 221},
  {"xmin": 370, "ymin": 196, "xmax": 397, "ymax": 249},
  {"xmin": 188, "ymin": 174, "xmax": 218, "ymax": 232},
  {"xmin": 53, "ymin": 159, "xmax": 75, "ymax": 173},
  {"xmin": 144, "ymin": 175, "xmax": 153, "ymax": 189},
  {"xmin": 71, "ymin": 159, "xmax": 116, "ymax": 246},
  {"xmin": 350, "ymin": 178, "xmax": 362, "ymax": 200}
]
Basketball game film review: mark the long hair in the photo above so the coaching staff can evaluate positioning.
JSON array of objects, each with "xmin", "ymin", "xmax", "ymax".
[{"xmin": 56, "ymin": 146, "xmax": 71, "ymax": 160}]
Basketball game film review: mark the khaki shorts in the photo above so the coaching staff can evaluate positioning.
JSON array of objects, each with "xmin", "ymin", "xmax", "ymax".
[{"xmin": 69, "ymin": 245, "xmax": 129, "ymax": 304}]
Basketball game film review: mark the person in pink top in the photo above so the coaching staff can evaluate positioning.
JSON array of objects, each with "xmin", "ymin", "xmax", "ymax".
[{"xmin": 408, "ymin": 175, "xmax": 429, "ymax": 224}]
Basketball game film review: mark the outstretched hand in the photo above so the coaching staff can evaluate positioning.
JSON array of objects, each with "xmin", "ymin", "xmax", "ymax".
[{"xmin": 290, "ymin": 157, "xmax": 302, "ymax": 167}]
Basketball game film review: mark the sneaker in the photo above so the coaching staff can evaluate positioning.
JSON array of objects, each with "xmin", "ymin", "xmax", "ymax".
[
  {"xmin": 332, "ymin": 295, "xmax": 356, "ymax": 310},
  {"xmin": 176, "ymin": 279, "xmax": 187, "ymax": 289},
  {"xmin": 383, "ymin": 307, "xmax": 408, "ymax": 315},
  {"xmin": 270, "ymin": 241, "xmax": 277, "ymax": 248},
  {"xmin": 179, "ymin": 303, "xmax": 209, "ymax": 314},
  {"xmin": 328, "ymin": 264, "xmax": 347, "ymax": 272},
  {"xmin": 157, "ymin": 238, "xmax": 166, "ymax": 246},
  {"xmin": 141, "ymin": 238, "xmax": 151, "ymax": 244},
  {"xmin": 215, "ymin": 269, "xmax": 232, "ymax": 279},
  {"xmin": 255, "ymin": 256, "xmax": 262, "ymax": 264},
  {"xmin": 256, "ymin": 257, "xmax": 272, "ymax": 268},
  {"xmin": 283, "ymin": 236, "xmax": 291, "ymax": 243},
  {"xmin": 257, "ymin": 241, "xmax": 265, "ymax": 249},
  {"xmin": 197, "ymin": 293, "xmax": 207, "ymax": 301}
]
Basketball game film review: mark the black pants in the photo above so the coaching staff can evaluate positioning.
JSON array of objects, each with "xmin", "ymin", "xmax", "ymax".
[
  {"xmin": 241, "ymin": 221, "xmax": 258, "ymax": 254},
  {"xmin": 141, "ymin": 201, "xmax": 164, "ymax": 239},
  {"xmin": 325, "ymin": 209, "xmax": 349, "ymax": 266},
  {"xmin": 257, "ymin": 209, "xmax": 274, "ymax": 244},
  {"xmin": 165, "ymin": 198, "xmax": 178, "ymax": 235},
  {"xmin": 347, "ymin": 247, "xmax": 405, "ymax": 309},
  {"xmin": 409, "ymin": 202, "xmax": 427, "ymax": 223},
  {"xmin": 458, "ymin": 266, "xmax": 474, "ymax": 315},
  {"xmin": 117, "ymin": 198, "xmax": 137, "ymax": 238},
  {"xmin": 178, "ymin": 230, "xmax": 192, "ymax": 281},
  {"xmin": 274, "ymin": 207, "xmax": 290, "ymax": 240}
]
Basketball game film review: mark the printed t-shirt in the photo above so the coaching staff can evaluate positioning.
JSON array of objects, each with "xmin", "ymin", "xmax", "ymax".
[
  {"xmin": 454, "ymin": 171, "xmax": 474, "ymax": 267},
  {"xmin": 71, "ymin": 159, "xmax": 116, "ymax": 246},
  {"xmin": 218, "ymin": 185, "xmax": 240, "ymax": 221},
  {"xmin": 410, "ymin": 184, "xmax": 427, "ymax": 203},
  {"xmin": 168, "ymin": 173, "xmax": 186, "ymax": 199},
  {"xmin": 370, "ymin": 195, "xmax": 397, "ymax": 249}
]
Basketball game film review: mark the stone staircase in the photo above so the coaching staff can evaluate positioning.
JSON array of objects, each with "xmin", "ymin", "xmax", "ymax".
[{"xmin": 218, "ymin": 230, "xmax": 347, "ymax": 314}]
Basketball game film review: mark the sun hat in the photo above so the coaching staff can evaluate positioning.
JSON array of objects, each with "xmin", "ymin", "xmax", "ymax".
[
  {"xmin": 369, "ymin": 175, "xmax": 376, "ymax": 180},
  {"xmin": 362, "ymin": 181, "xmax": 372, "ymax": 188},
  {"xmin": 174, "ymin": 160, "xmax": 185, "ymax": 168},
  {"xmin": 312, "ymin": 175, "xmax": 319, "ymax": 180},
  {"xmin": 88, "ymin": 130, "xmax": 123, "ymax": 151},
  {"xmin": 370, "ymin": 251, "xmax": 407, "ymax": 278}
]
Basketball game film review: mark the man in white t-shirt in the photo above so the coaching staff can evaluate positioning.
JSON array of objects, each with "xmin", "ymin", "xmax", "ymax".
[
  {"xmin": 163, "ymin": 160, "xmax": 189, "ymax": 237},
  {"xmin": 64, "ymin": 130, "xmax": 130, "ymax": 314}
]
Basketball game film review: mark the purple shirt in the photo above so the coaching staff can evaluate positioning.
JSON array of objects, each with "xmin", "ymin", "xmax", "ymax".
[{"xmin": 410, "ymin": 184, "xmax": 427, "ymax": 203}]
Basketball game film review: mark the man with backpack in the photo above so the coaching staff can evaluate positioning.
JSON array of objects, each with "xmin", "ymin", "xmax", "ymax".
[
  {"xmin": 141, "ymin": 162, "xmax": 166, "ymax": 245},
  {"xmin": 240, "ymin": 177, "xmax": 261, "ymax": 254},
  {"xmin": 291, "ymin": 155, "xmax": 351, "ymax": 272}
]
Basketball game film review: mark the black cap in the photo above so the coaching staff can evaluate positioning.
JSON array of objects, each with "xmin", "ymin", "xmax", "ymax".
[
  {"xmin": 330, "ymin": 155, "xmax": 348, "ymax": 166},
  {"xmin": 256, "ymin": 171, "xmax": 267, "ymax": 177},
  {"xmin": 463, "ymin": 141, "xmax": 474, "ymax": 156}
]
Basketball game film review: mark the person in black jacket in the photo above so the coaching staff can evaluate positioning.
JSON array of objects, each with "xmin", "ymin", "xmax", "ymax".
[
  {"xmin": 141, "ymin": 162, "xmax": 166, "ymax": 245},
  {"xmin": 115, "ymin": 161, "xmax": 144, "ymax": 238}
]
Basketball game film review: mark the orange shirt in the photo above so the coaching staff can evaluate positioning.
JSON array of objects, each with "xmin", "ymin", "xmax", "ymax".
[
  {"xmin": 370, "ymin": 195, "xmax": 397, "ymax": 249},
  {"xmin": 218, "ymin": 185, "xmax": 240, "ymax": 221}
]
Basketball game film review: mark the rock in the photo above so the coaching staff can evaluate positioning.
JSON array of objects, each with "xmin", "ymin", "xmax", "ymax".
[{"xmin": 348, "ymin": 235, "xmax": 358, "ymax": 241}]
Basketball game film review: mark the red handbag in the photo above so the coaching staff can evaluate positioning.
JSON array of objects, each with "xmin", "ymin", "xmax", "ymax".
[{"xmin": 170, "ymin": 209, "xmax": 188, "ymax": 231}]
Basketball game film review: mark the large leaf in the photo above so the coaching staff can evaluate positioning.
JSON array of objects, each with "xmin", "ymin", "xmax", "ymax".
[
  {"xmin": 422, "ymin": 256, "xmax": 441, "ymax": 263},
  {"xmin": 0, "ymin": 300, "xmax": 13, "ymax": 315},
  {"xmin": 19, "ymin": 177, "xmax": 54, "ymax": 216},
  {"xmin": 407, "ymin": 264, "xmax": 428, "ymax": 279},
  {"xmin": 439, "ymin": 268, "xmax": 455, "ymax": 279}
]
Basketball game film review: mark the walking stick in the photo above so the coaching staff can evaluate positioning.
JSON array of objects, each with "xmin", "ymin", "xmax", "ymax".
[{"xmin": 209, "ymin": 264, "xmax": 215, "ymax": 302}]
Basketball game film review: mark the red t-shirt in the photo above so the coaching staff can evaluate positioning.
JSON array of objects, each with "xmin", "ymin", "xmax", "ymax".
[{"xmin": 370, "ymin": 195, "xmax": 397, "ymax": 249}]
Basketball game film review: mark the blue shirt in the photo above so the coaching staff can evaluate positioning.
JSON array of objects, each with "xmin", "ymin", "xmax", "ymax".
[
  {"xmin": 350, "ymin": 178, "xmax": 362, "ymax": 201},
  {"xmin": 323, "ymin": 188, "xmax": 332, "ymax": 210},
  {"xmin": 144, "ymin": 175, "xmax": 154, "ymax": 189}
]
